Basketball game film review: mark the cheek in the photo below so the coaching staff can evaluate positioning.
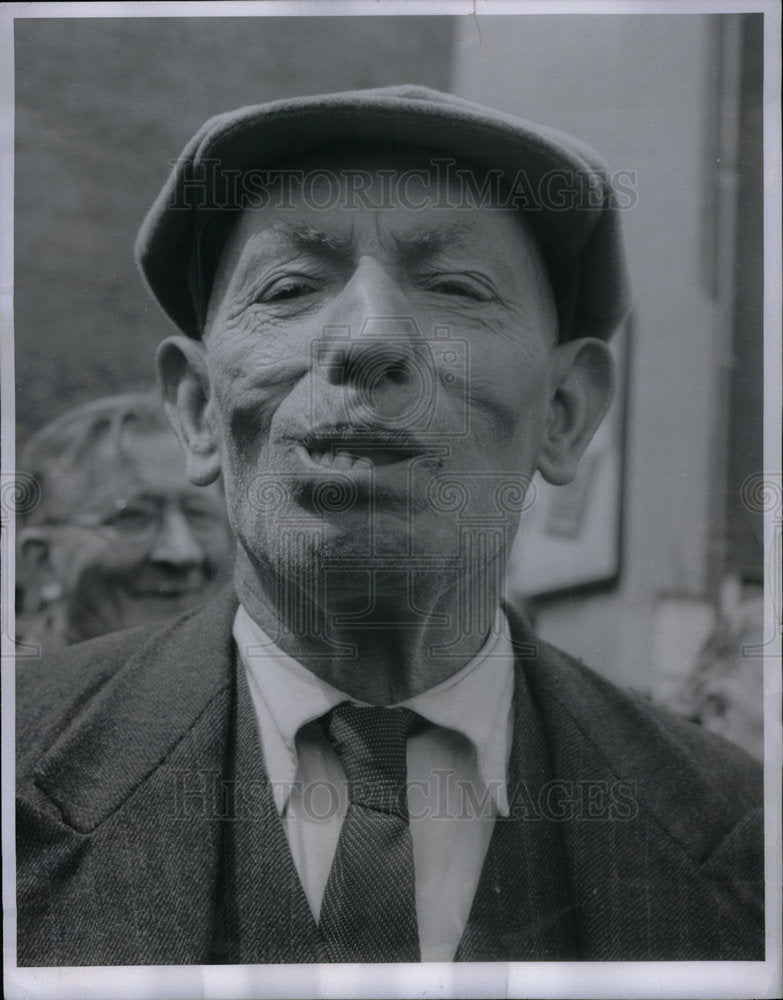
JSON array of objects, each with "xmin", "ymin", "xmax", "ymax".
[
  {"xmin": 208, "ymin": 312, "xmax": 311, "ymax": 388},
  {"xmin": 461, "ymin": 355, "xmax": 552, "ymax": 452},
  {"xmin": 445, "ymin": 317, "xmax": 552, "ymax": 417},
  {"xmin": 68, "ymin": 540, "xmax": 147, "ymax": 601},
  {"xmin": 207, "ymin": 321, "xmax": 310, "ymax": 457},
  {"xmin": 99, "ymin": 536, "xmax": 151, "ymax": 572}
]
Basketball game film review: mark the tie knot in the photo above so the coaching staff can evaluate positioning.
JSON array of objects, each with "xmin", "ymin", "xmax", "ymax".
[{"xmin": 323, "ymin": 703, "xmax": 420, "ymax": 816}]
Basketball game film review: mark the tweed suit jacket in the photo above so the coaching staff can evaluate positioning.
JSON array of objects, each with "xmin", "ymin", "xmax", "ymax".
[{"xmin": 16, "ymin": 587, "xmax": 764, "ymax": 965}]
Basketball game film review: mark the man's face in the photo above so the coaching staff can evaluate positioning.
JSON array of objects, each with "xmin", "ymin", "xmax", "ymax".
[
  {"xmin": 201, "ymin": 149, "xmax": 561, "ymax": 603},
  {"xmin": 36, "ymin": 429, "xmax": 234, "ymax": 641}
]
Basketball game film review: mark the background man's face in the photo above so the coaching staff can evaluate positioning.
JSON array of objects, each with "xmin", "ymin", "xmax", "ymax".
[
  {"xmin": 203, "ymin": 149, "xmax": 560, "ymax": 602},
  {"xmin": 23, "ymin": 429, "xmax": 234, "ymax": 642}
]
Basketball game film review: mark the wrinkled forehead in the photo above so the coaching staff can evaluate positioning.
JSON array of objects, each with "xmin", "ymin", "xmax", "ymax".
[{"xmin": 196, "ymin": 142, "xmax": 553, "ymax": 319}]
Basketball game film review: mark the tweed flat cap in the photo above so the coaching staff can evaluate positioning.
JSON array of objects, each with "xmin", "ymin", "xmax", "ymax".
[{"xmin": 136, "ymin": 85, "xmax": 631, "ymax": 341}]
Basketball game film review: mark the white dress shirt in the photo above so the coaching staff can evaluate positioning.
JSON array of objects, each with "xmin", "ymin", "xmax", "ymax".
[{"xmin": 233, "ymin": 606, "xmax": 515, "ymax": 962}]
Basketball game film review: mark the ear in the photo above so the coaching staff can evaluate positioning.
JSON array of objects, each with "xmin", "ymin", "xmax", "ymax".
[
  {"xmin": 157, "ymin": 335, "xmax": 222, "ymax": 486},
  {"xmin": 537, "ymin": 337, "xmax": 614, "ymax": 486}
]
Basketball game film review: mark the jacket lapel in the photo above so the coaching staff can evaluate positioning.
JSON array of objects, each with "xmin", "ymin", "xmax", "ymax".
[
  {"xmin": 32, "ymin": 588, "xmax": 240, "ymax": 834},
  {"xmin": 216, "ymin": 655, "xmax": 322, "ymax": 963},
  {"xmin": 458, "ymin": 606, "xmax": 763, "ymax": 961},
  {"xmin": 513, "ymin": 610, "xmax": 764, "ymax": 960},
  {"xmin": 454, "ymin": 634, "xmax": 579, "ymax": 961},
  {"xmin": 22, "ymin": 590, "xmax": 239, "ymax": 964}
]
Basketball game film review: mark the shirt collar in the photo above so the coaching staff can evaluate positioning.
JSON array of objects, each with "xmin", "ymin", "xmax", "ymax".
[
  {"xmin": 234, "ymin": 605, "xmax": 515, "ymax": 815},
  {"xmin": 402, "ymin": 619, "xmax": 514, "ymax": 815}
]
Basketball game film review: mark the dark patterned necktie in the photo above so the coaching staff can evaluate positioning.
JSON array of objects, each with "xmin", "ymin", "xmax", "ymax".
[{"xmin": 318, "ymin": 702, "xmax": 421, "ymax": 963}]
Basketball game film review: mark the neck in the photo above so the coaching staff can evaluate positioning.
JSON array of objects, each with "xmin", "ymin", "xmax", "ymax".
[{"xmin": 234, "ymin": 548, "xmax": 507, "ymax": 704}]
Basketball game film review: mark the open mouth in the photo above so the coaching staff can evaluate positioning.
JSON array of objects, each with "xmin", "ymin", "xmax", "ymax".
[{"xmin": 303, "ymin": 428, "xmax": 425, "ymax": 470}]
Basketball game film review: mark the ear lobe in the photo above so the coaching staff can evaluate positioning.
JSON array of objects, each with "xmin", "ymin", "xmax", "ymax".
[
  {"xmin": 537, "ymin": 338, "xmax": 614, "ymax": 486},
  {"xmin": 157, "ymin": 336, "xmax": 222, "ymax": 486}
]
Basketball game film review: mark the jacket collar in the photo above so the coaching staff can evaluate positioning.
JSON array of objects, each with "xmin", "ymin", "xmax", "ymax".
[{"xmin": 27, "ymin": 592, "xmax": 759, "ymax": 961}]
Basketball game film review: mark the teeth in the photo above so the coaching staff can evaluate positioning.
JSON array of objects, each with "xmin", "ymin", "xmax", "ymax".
[
  {"xmin": 309, "ymin": 448, "xmax": 372, "ymax": 469},
  {"xmin": 332, "ymin": 450, "xmax": 357, "ymax": 469}
]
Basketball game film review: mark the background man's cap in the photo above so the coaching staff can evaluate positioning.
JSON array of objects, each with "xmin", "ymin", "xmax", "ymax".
[{"xmin": 136, "ymin": 85, "xmax": 632, "ymax": 341}]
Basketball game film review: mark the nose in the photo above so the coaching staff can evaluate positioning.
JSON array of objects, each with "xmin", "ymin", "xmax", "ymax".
[
  {"xmin": 316, "ymin": 258, "xmax": 434, "ymax": 422},
  {"xmin": 149, "ymin": 505, "xmax": 205, "ymax": 569}
]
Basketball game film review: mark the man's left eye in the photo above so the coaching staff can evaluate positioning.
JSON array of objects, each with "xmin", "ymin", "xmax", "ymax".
[{"xmin": 424, "ymin": 275, "xmax": 494, "ymax": 301}]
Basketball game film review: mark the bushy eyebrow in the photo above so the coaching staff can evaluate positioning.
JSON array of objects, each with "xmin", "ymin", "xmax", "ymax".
[
  {"xmin": 390, "ymin": 220, "xmax": 478, "ymax": 264},
  {"xmin": 227, "ymin": 221, "xmax": 353, "ymax": 291},
  {"xmin": 267, "ymin": 222, "xmax": 353, "ymax": 261},
  {"xmin": 263, "ymin": 219, "xmax": 479, "ymax": 265}
]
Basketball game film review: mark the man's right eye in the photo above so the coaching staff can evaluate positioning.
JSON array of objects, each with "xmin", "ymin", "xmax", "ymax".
[{"xmin": 257, "ymin": 276, "xmax": 320, "ymax": 303}]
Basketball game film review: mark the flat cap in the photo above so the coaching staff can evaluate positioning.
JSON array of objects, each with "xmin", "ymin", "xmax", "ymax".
[{"xmin": 136, "ymin": 84, "xmax": 631, "ymax": 341}]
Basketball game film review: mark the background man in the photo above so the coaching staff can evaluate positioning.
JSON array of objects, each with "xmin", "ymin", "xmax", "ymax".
[
  {"xmin": 16, "ymin": 391, "xmax": 233, "ymax": 648},
  {"xmin": 16, "ymin": 86, "xmax": 763, "ymax": 965}
]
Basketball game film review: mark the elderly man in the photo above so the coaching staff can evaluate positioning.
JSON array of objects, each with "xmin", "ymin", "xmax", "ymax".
[
  {"xmin": 16, "ymin": 391, "xmax": 234, "ymax": 649},
  {"xmin": 16, "ymin": 86, "xmax": 763, "ymax": 966}
]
